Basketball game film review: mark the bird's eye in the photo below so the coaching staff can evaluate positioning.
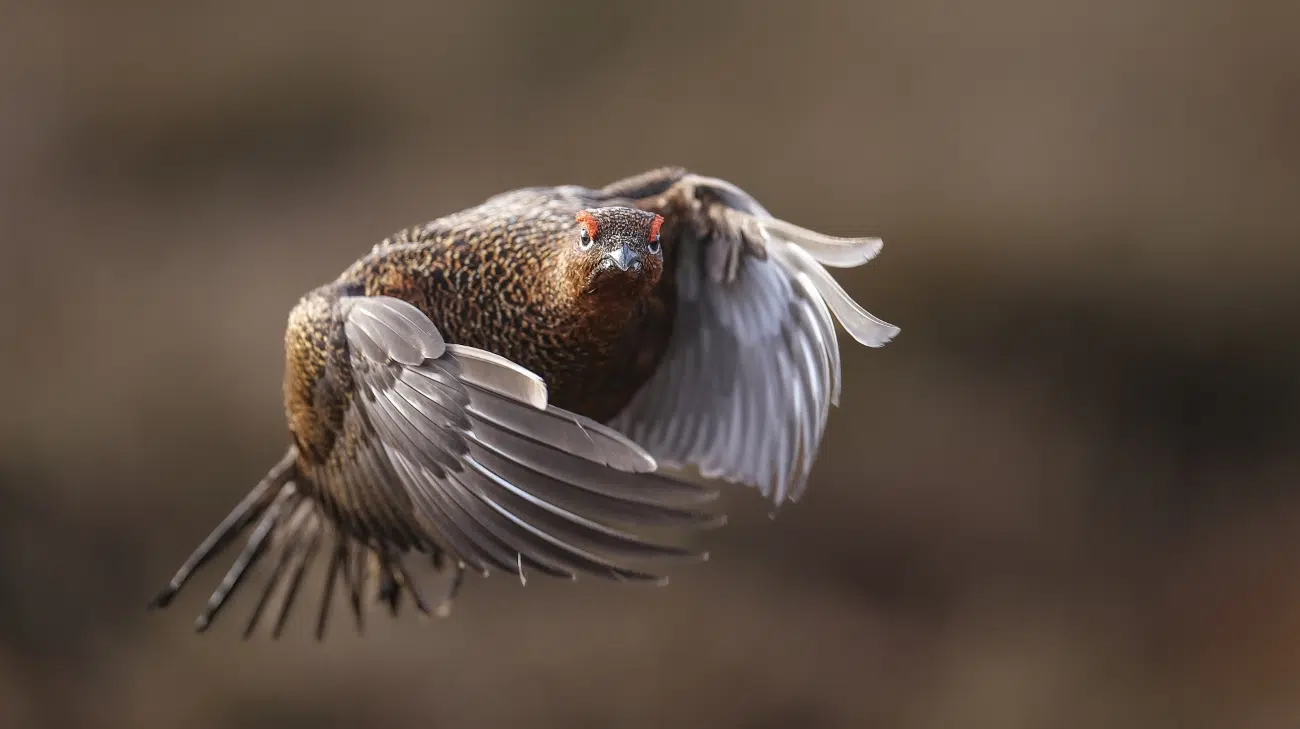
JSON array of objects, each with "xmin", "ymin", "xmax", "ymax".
[
  {"xmin": 647, "ymin": 214, "xmax": 664, "ymax": 255},
  {"xmin": 578, "ymin": 229, "xmax": 594, "ymax": 250}
]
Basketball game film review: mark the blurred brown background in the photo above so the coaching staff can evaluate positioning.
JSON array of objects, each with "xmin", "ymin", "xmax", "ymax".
[{"xmin": 3, "ymin": 1, "xmax": 1299, "ymax": 728}]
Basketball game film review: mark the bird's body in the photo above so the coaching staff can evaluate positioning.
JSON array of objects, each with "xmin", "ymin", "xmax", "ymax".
[
  {"xmin": 333, "ymin": 183, "xmax": 677, "ymax": 422},
  {"xmin": 150, "ymin": 168, "xmax": 899, "ymax": 638}
]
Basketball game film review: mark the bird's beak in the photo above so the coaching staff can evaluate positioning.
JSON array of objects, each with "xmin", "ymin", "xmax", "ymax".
[{"xmin": 604, "ymin": 242, "xmax": 641, "ymax": 272}]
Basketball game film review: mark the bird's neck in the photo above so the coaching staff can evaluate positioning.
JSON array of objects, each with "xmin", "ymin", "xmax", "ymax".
[{"xmin": 551, "ymin": 279, "xmax": 653, "ymax": 342}]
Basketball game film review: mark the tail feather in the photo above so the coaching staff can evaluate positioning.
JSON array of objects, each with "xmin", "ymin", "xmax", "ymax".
[
  {"xmin": 242, "ymin": 499, "xmax": 314, "ymax": 639},
  {"xmin": 272, "ymin": 518, "xmax": 322, "ymax": 639},
  {"xmin": 147, "ymin": 449, "xmax": 297, "ymax": 610},
  {"xmin": 375, "ymin": 552, "xmax": 401, "ymax": 616},
  {"xmin": 148, "ymin": 447, "xmax": 462, "ymax": 640},
  {"xmin": 316, "ymin": 541, "xmax": 343, "ymax": 640},
  {"xmin": 194, "ymin": 482, "xmax": 300, "ymax": 632},
  {"xmin": 338, "ymin": 537, "xmax": 365, "ymax": 634}
]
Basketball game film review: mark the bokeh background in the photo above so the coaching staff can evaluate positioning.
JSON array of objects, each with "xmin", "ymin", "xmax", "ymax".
[{"xmin": 3, "ymin": 1, "xmax": 1299, "ymax": 727}]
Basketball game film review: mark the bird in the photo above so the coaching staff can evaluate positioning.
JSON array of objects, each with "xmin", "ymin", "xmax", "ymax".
[{"xmin": 147, "ymin": 167, "xmax": 899, "ymax": 639}]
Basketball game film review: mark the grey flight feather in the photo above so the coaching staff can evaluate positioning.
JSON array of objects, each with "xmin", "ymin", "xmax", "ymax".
[
  {"xmin": 608, "ymin": 174, "xmax": 899, "ymax": 505},
  {"xmin": 339, "ymin": 296, "xmax": 724, "ymax": 584}
]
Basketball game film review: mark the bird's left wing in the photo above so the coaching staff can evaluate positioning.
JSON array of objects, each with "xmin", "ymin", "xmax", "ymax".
[{"xmin": 607, "ymin": 173, "xmax": 899, "ymax": 505}]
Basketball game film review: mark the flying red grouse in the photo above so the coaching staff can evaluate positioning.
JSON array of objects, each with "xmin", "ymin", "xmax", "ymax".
[{"xmin": 148, "ymin": 168, "xmax": 899, "ymax": 638}]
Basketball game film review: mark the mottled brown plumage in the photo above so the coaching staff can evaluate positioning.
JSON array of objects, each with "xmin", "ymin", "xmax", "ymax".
[
  {"xmin": 148, "ymin": 168, "xmax": 899, "ymax": 639},
  {"xmin": 338, "ymin": 196, "xmax": 673, "ymax": 422}
]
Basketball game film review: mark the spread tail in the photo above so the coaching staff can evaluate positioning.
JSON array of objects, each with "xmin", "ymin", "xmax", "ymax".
[{"xmin": 147, "ymin": 447, "xmax": 455, "ymax": 639}]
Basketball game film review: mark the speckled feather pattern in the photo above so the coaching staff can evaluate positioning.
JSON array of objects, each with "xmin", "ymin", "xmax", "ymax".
[
  {"xmin": 347, "ymin": 189, "xmax": 673, "ymax": 417},
  {"xmin": 282, "ymin": 176, "xmax": 689, "ymax": 504},
  {"xmin": 283, "ymin": 290, "xmax": 351, "ymax": 465}
]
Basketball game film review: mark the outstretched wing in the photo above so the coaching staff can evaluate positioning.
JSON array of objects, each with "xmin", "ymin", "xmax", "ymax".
[
  {"xmin": 338, "ymin": 295, "xmax": 723, "ymax": 583},
  {"xmin": 607, "ymin": 173, "xmax": 899, "ymax": 505}
]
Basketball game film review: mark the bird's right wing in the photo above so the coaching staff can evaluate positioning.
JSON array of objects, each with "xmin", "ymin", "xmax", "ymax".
[{"xmin": 335, "ymin": 295, "xmax": 723, "ymax": 583}]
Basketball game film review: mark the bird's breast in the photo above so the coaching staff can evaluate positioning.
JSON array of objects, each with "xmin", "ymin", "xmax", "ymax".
[
  {"xmin": 541, "ymin": 293, "xmax": 676, "ymax": 422},
  {"xmin": 447, "ymin": 293, "xmax": 675, "ymax": 423},
  {"xmin": 354, "ymin": 244, "xmax": 676, "ymax": 424}
]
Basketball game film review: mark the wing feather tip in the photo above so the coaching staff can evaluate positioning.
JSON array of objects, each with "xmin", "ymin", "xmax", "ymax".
[
  {"xmin": 446, "ymin": 344, "xmax": 550, "ymax": 410},
  {"xmin": 855, "ymin": 322, "xmax": 901, "ymax": 348},
  {"xmin": 756, "ymin": 218, "xmax": 885, "ymax": 268}
]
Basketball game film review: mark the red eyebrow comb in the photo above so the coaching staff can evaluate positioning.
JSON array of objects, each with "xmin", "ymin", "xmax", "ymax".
[
  {"xmin": 575, "ymin": 210, "xmax": 599, "ymax": 239},
  {"xmin": 648, "ymin": 214, "xmax": 664, "ymax": 242}
]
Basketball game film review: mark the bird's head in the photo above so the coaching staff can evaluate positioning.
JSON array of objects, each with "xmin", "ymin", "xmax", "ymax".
[{"xmin": 559, "ymin": 206, "xmax": 665, "ymax": 299}]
